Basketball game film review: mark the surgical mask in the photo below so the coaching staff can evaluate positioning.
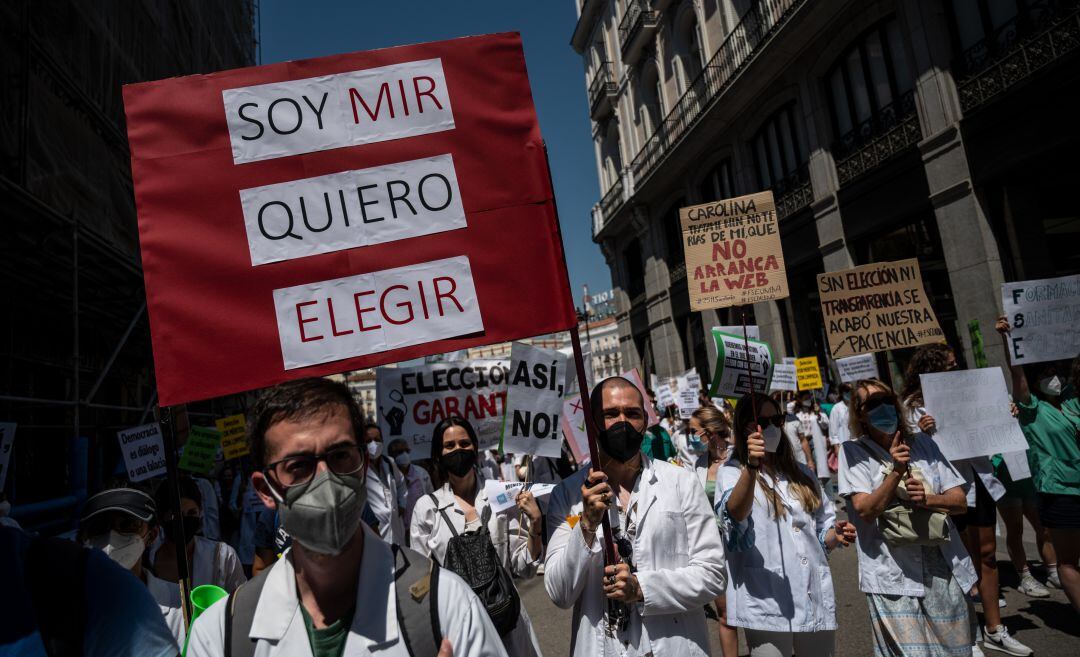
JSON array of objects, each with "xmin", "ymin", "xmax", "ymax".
[
  {"xmin": 688, "ymin": 432, "xmax": 708, "ymax": 454},
  {"xmin": 87, "ymin": 530, "xmax": 145, "ymax": 570},
  {"xmin": 442, "ymin": 449, "xmax": 477, "ymax": 478},
  {"xmin": 842, "ymin": 392, "xmax": 851, "ymax": 403},
  {"xmin": 1039, "ymin": 376, "xmax": 1062, "ymax": 397},
  {"xmin": 762, "ymin": 424, "xmax": 782, "ymax": 452},
  {"xmin": 367, "ymin": 441, "xmax": 382, "ymax": 459},
  {"xmin": 277, "ymin": 470, "xmax": 366, "ymax": 556},
  {"xmin": 868, "ymin": 404, "xmax": 899, "ymax": 435},
  {"xmin": 394, "ymin": 452, "xmax": 411, "ymax": 468},
  {"xmin": 0, "ymin": 501, "xmax": 10, "ymax": 517},
  {"xmin": 785, "ymin": 401, "xmax": 796, "ymax": 414},
  {"xmin": 599, "ymin": 421, "xmax": 645, "ymax": 463},
  {"xmin": 165, "ymin": 515, "xmax": 202, "ymax": 545}
]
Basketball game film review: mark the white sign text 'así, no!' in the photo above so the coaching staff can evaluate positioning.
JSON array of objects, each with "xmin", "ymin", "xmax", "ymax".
[
  {"xmin": 273, "ymin": 256, "xmax": 483, "ymax": 370},
  {"xmin": 239, "ymin": 154, "xmax": 466, "ymax": 265},
  {"xmin": 223, "ymin": 58, "xmax": 455, "ymax": 164}
]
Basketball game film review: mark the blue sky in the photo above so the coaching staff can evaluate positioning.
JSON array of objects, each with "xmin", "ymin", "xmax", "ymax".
[{"xmin": 260, "ymin": 0, "xmax": 611, "ymax": 305}]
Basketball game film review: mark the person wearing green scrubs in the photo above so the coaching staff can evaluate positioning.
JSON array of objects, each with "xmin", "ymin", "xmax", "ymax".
[
  {"xmin": 642, "ymin": 422, "xmax": 678, "ymax": 462},
  {"xmin": 997, "ymin": 316, "xmax": 1080, "ymax": 613}
]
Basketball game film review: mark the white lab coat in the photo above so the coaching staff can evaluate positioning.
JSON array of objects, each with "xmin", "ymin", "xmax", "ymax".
[
  {"xmin": 410, "ymin": 481, "xmax": 542, "ymax": 657},
  {"xmin": 797, "ymin": 409, "xmax": 831, "ymax": 480},
  {"xmin": 838, "ymin": 434, "xmax": 978, "ymax": 597},
  {"xmin": 716, "ymin": 462, "xmax": 837, "ymax": 633},
  {"xmin": 367, "ymin": 456, "xmax": 407, "ymax": 545},
  {"xmin": 186, "ymin": 525, "xmax": 509, "ymax": 657},
  {"xmin": 544, "ymin": 456, "xmax": 727, "ymax": 657},
  {"xmin": 827, "ymin": 402, "xmax": 850, "ymax": 445},
  {"xmin": 149, "ymin": 535, "xmax": 247, "ymax": 594},
  {"xmin": 145, "ymin": 569, "xmax": 186, "ymax": 649},
  {"xmin": 194, "ymin": 477, "xmax": 222, "ymax": 542},
  {"xmin": 783, "ymin": 413, "xmax": 808, "ymax": 465}
]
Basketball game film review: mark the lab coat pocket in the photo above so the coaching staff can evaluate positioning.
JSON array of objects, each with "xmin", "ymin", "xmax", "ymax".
[
  {"xmin": 740, "ymin": 567, "xmax": 786, "ymax": 618},
  {"xmin": 814, "ymin": 566, "xmax": 836, "ymax": 616},
  {"xmin": 653, "ymin": 511, "xmax": 689, "ymax": 567}
]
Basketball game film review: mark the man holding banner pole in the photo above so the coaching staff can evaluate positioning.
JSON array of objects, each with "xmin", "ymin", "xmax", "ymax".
[{"xmin": 544, "ymin": 375, "xmax": 727, "ymax": 656}]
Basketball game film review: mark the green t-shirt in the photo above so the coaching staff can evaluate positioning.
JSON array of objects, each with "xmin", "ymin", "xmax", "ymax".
[
  {"xmin": 300, "ymin": 604, "xmax": 355, "ymax": 657},
  {"xmin": 642, "ymin": 426, "xmax": 677, "ymax": 462},
  {"xmin": 1017, "ymin": 395, "xmax": 1080, "ymax": 496}
]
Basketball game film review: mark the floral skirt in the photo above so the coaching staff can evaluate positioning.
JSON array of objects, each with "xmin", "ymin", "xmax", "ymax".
[{"xmin": 866, "ymin": 547, "xmax": 973, "ymax": 657}]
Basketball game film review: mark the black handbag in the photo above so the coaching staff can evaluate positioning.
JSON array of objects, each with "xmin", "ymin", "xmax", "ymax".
[{"xmin": 432, "ymin": 494, "xmax": 521, "ymax": 637}]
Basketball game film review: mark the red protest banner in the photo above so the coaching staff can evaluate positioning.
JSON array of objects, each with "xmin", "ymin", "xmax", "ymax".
[{"xmin": 123, "ymin": 33, "xmax": 576, "ymax": 405}]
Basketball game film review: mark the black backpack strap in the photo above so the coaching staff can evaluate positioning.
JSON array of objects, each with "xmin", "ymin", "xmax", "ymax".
[
  {"xmin": 25, "ymin": 536, "xmax": 88, "ymax": 657},
  {"xmin": 392, "ymin": 545, "xmax": 442, "ymax": 657},
  {"xmin": 224, "ymin": 563, "xmax": 272, "ymax": 657},
  {"xmin": 432, "ymin": 492, "xmax": 459, "ymax": 538}
]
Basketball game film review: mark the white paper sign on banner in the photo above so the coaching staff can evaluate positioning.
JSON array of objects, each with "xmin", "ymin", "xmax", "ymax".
[
  {"xmin": 483, "ymin": 479, "xmax": 557, "ymax": 513},
  {"xmin": 0, "ymin": 423, "xmax": 16, "ymax": 490},
  {"xmin": 655, "ymin": 384, "xmax": 676, "ymax": 409},
  {"xmin": 560, "ymin": 395, "xmax": 591, "ymax": 465},
  {"xmin": 116, "ymin": 423, "xmax": 167, "ymax": 483},
  {"xmin": 678, "ymin": 368, "xmax": 701, "ymax": 392},
  {"xmin": 769, "ymin": 364, "xmax": 798, "ymax": 392},
  {"xmin": 677, "ymin": 388, "xmax": 698, "ymax": 419},
  {"xmin": 1001, "ymin": 450, "xmax": 1031, "ymax": 481},
  {"xmin": 376, "ymin": 359, "xmax": 509, "ymax": 458},
  {"xmin": 503, "ymin": 343, "xmax": 567, "ymax": 458},
  {"xmin": 920, "ymin": 368, "xmax": 1029, "ymax": 461},
  {"xmin": 836, "ymin": 354, "xmax": 879, "ymax": 383},
  {"xmin": 1001, "ymin": 275, "xmax": 1080, "ymax": 365},
  {"xmin": 714, "ymin": 325, "xmax": 760, "ymax": 341},
  {"xmin": 709, "ymin": 329, "xmax": 774, "ymax": 398}
]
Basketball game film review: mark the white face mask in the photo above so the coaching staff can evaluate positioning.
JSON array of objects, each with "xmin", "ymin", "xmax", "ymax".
[
  {"xmin": 1039, "ymin": 376, "xmax": 1062, "ymax": 397},
  {"xmin": 762, "ymin": 425, "xmax": 782, "ymax": 452},
  {"xmin": 87, "ymin": 530, "xmax": 145, "ymax": 570},
  {"xmin": 367, "ymin": 441, "xmax": 382, "ymax": 459},
  {"xmin": 394, "ymin": 452, "xmax": 411, "ymax": 468}
]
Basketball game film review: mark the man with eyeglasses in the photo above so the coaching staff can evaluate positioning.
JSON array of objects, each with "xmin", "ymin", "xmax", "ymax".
[
  {"xmin": 544, "ymin": 376, "xmax": 727, "ymax": 657},
  {"xmin": 186, "ymin": 377, "xmax": 505, "ymax": 657}
]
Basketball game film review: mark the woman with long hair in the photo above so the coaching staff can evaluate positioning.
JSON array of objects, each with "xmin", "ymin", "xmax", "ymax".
[
  {"xmin": 901, "ymin": 344, "xmax": 1033, "ymax": 656},
  {"xmin": 689, "ymin": 405, "xmax": 737, "ymax": 657},
  {"xmin": 409, "ymin": 416, "xmax": 544, "ymax": 656},
  {"xmin": 719, "ymin": 392, "xmax": 854, "ymax": 657},
  {"xmin": 997, "ymin": 318, "xmax": 1080, "ymax": 612},
  {"xmin": 839, "ymin": 378, "xmax": 976, "ymax": 657}
]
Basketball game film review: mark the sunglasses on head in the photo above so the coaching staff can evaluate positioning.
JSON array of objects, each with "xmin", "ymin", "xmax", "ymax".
[{"xmin": 861, "ymin": 396, "xmax": 893, "ymax": 412}]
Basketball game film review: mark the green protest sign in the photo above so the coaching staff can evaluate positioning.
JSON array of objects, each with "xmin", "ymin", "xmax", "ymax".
[
  {"xmin": 708, "ymin": 329, "xmax": 774, "ymax": 398},
  {"xmin": 179, "ymin": 426, "xmax": 221, "ymax": 475}
]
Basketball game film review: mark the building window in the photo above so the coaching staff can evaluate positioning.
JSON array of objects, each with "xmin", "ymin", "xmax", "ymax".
[
  {"xmin": 662, "ymin": 199, "xmax": 686, "ymax": 265},
  {"xmin": 826, "ymin": 18, "xmax": 914, "ymax": 152},
  {"xmin": 638, "ymin": 59, "xmax": 664, "ymax": 137},
  {"xmin": 751, "ymin": 104, "xmax": 806, "ymax": 192},
  {"xmin": 624, "ymin": 238, "xmax": 646, "ymax": 298},
  {"xmin": 947, "ymin": 0, "xmax": 1060, "ymax": 75},
  {"xmin": 698, "ymin": 158, "xmax": 735, "ymax": 202}
]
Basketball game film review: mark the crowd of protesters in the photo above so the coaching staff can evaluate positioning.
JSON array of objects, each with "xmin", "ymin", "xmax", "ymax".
[{"xmin": 3, "ymin": 321, "xmax": 1078, "ymax": 656}]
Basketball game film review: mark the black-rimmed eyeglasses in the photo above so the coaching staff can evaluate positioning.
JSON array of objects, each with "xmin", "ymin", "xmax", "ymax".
[{"xmin": 263, "ymin": 444, "xmax": 364, "ymax": 488}]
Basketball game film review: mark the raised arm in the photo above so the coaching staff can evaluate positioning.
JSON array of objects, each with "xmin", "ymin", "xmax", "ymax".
[
  {"xmin": 848, "ymin": 434, "xmax": 908, "ymax": 523},
  {"xmin": 725, "ymin": 429, "xmax": 765, "ymax": 522},
  {"xmin": 996, "ymin": 315, "xmax": 1032, "ymax": 405}
]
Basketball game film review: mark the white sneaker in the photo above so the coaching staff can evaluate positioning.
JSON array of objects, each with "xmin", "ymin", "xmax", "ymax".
[
  {"xmin": 1048, "ymin": 568, "xmax": 1062, "ymax": 589},
  {"xmin": 1019, "ymin": 572, "xmax": 1050, "ymax": 598},
  {"xmin": 982, "ymin": 625, "xmax": 1033, "ymax": 656},
  {"xmin": 972, "ymin": 644, "xmax": 986, "ymax": 657}
]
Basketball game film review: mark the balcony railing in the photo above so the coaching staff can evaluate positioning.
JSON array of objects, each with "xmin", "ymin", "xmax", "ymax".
[
  {"xmin": 619, "ymin": 0, "xmax": 660, "ymax": 64},
  {"xmin": 771, "ymin": 164, "xmax": 812, "ymax": 220},
  {"xmin": 589, "ymin": 61, "xmax": 618, "ymax": 118},
  {"xmin": 599, "ymin": 176, "xmax": 625, "ymax": 223},
  {"xmin": 834, "ymin": 91, "xmax": 922, "ymax": 185},
  {"xmin": 630, "ymin": 0, "xmax": 806, "ymax": 187},
  {"xmin": 957, "ymin": 0, "xmax": 1080, "ymax": 112}
]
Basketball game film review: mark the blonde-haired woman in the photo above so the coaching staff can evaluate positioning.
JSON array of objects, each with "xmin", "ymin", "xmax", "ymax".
[
  {"xmin": 719, "ymin": 392, "xmax": 854, "ymax": 657},
  {"xmin": 689, "ymin": 405, "xmax": 737, "ymax": 657},
  {"xmin": 839, "ymin": 378, "xmax": 976, "ymax": 657}
]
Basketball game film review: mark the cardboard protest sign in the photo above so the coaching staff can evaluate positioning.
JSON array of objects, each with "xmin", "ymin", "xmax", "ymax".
[
  {"xmin": 0, "ymin": 423, "xmax": 16, "ymax": 490},
  {"xmin": 503, "ymin": 343, "xmax": 567, "ymax": 458},
  {"xmin": 482, "ymin": 479, "xmax": 556, "ymax": 513},
  {"xmin": 795, "ymin": 357, "xmax": 823, "ymax": 390},
  {"xmin": 836, "ymin": 354, "xmax": 879, "ymax": 383},
  {"xmin": 179, "ymin": 426, "xmax": 221, "ymax": 475},
  {"xmin": 216, "ymin": 414, "xmax": 250, "ymax": 460},
  {"xmin": 920, "ymin": 368, "xmax": 1029, "ymax": 461},
  {"xmin": 375, "ymin": 359, "xmax": 508, "ymax": 458},
  {"xmin": 1000, "ymin": 275, "xmax": 1080, "ymax": 365},
  {"xmin": 117, "ymin": 423, "xmax": 167, "ymax": 482},
  {"xmin": 769, "ymin": 364, "xmax": 797, "ymax": 392},
  {"xmin": 560, "ymin": 395, "xmax": 590, "ymax": 465},
  {"xmin": 123, "ymin": 33, "xmax": 576, "ymax": 405},
  {"xmin": 681, "ymin": 191, "xmax": 788, "ymax": 310},
  {"xmin": 818, "ymin": 258, "xmax": 944, "ymax": 358},
  {"xmin": 714, "ymin": 325, "xmax": 760, "ymax": 340},
  {"xmin": 708, "ymin": 329, "xmax": 773, "ymax": 398}
]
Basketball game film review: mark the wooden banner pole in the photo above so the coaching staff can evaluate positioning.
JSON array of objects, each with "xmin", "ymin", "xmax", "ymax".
[{"xmin": 158, "ymin": 405, "xmax": 193, "ymax": 626}]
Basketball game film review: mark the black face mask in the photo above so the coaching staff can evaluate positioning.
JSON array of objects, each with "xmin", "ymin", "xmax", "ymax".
[
  {"xmin": 599, "ymin": 421, "xmax": 645, "ymax": 463},
  {"xmin": 165, "ymin": 515, "xmax": 202, "ymax": 545},
  {"xmin": 442, "ymin": 449, "xmax": 477, "ymax": 478}
]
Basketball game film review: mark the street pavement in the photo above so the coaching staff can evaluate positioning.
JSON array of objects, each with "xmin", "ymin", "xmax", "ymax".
[{"xmin": 518, "ymin": 516, "xmax": 1079, "ymax": 655}]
